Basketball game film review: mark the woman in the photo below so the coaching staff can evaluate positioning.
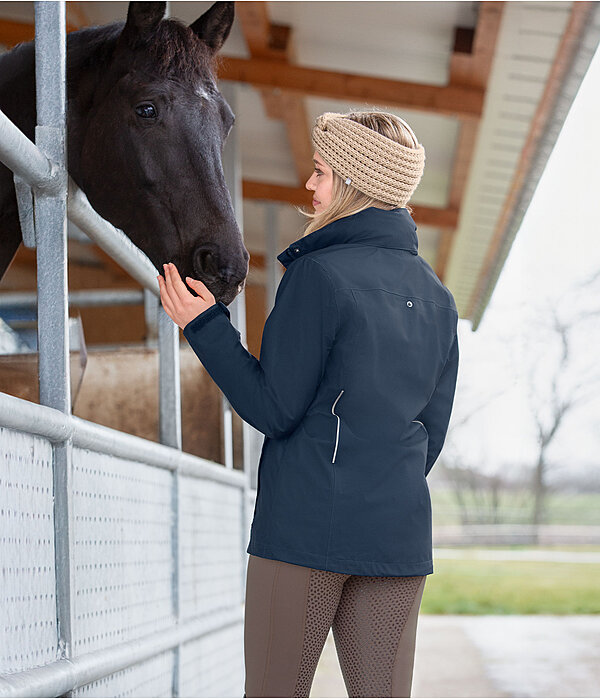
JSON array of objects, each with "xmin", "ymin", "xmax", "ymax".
[{"xmin": 158, "ymin": 111, "xmax": 459, "ymax": 698}]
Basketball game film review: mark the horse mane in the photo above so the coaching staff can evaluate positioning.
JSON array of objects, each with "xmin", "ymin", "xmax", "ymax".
[{"xmin": 65, "ymin": 18, "xmax": 218, "ymax": 85}]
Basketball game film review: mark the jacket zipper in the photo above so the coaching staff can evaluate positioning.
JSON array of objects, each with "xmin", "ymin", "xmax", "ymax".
[{"xmin": 331, "ymin": 389, "xmax": 344, "ymax": 463}]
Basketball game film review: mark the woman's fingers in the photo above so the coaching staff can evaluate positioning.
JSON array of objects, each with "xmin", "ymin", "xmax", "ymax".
[
  {"xmin": 164, "ymin": 263, "xmax": 189, "ymax": 305},
  {"xmin": 185, "ymin": 276, "xmax": 212, "ymax": 302},
  {"xmin": 157, "ymin": 275, "xmax": 176, "ymax": 317}
]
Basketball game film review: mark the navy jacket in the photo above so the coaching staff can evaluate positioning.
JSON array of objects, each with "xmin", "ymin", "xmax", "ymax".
[{"xmin": 183, "ymin": 206, "xmax": 459, "ymax": 576}]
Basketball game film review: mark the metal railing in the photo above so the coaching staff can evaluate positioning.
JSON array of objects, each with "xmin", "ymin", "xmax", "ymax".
[{"xmin": 0, "ymin": 2, "xmax": 255, "ymax": 696}]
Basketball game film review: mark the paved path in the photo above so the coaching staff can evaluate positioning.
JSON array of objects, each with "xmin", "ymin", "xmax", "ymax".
[
  {"xmin": 310, "ymin": 615, "xmax": 600, "ymax": 697},
  {"xmin": 433, "ymin": 547, "xmax": 600, "ymax": 563}
]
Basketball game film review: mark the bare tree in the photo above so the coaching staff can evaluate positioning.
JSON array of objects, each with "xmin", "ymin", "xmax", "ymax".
[
  {"xmin": 522, "ymin": 269, "xmax": 600, "ymax": 536},
  {"xmin": 436, "ymin": 268, "xmax": 600, "ymax": 539},
  {"xmin": 437, "ymin": 381, "xmax": 512, "ymax": 526}
]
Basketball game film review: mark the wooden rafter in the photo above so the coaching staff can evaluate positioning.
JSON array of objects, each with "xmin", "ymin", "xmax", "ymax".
[
  {"xmin": 434, "ymin": 1, "xmax": 505, "ymax": 281},
  {"xmin": 242, "ymin": 180, "xmax": 459, "ymax": 229},
  {"xmin": 0, "ymin": 16, "xmax": 81, "ymax": 47},
  {"xmin": 218, "ymin": 55, "xmax": 485, "ymax": 119},
  {"xmin": 236, "ymin": 2, "xmax": 314, "ymax": 186}
]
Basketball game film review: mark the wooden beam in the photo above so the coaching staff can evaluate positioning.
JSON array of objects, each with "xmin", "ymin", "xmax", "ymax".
[
  {"xmin": 218, "ymin": 56, "xmax": 485, "ymax": 119},
  {"xmin": 0, "ymin": 18, "xmax": 80, "ymax": 47},
  {"xmin": 66, "ymin": 2, "xmax": 89, "ymax": 31},
  {"xmin": 433, "ymin": 1, "xmax": 505, "ymax": 282},
  {"xmin": 242, "ymin": 180, "xmax": 308, "ymax": 206},
  {"xmin": 236, "ymin": 2, "xmax": 314, "ymax": 184},
  {"xmin": 242, "ymin": 179, "xmax": 458, "ymax": 228},
  {"xmin": 0, "ymin": 19, "xmax": 36, "ymax": 46},
  {"xmin": 236, "ymin": 2, "xmax": 281, "ymax": 58}
]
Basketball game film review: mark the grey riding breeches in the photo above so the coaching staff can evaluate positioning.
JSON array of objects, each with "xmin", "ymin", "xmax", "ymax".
[{"xmin": 243, "ymin": 553, "xmax": 427, "ymax": 698}]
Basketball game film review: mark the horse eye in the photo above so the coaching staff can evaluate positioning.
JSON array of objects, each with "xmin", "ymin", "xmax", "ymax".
[{"xmin": 135, "ymin": 103, "xmax": 157, "ymax": 119}]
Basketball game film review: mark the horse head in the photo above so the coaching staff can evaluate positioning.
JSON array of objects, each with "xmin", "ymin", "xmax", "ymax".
[{"xmin": 67, "ymin": 1, "xmax": 248, "ymax": 305}]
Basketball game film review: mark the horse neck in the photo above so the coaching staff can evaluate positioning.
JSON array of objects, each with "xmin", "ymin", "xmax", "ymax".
[
  {"xmin": 0, "ymin": 42, "xmax": 37, "ymax": 141},
  {"xmin": 65, "ymin": 22, "xmax": 124, "ymax": 91},
  {"xmin": 0, "ymin": 22, "xmax": 124, "ymax": 140}
]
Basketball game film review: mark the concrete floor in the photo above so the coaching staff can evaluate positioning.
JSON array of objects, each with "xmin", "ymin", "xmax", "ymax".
[{"xmin": 310, "ymin": 615, "xmax": 600, "ymax": 698}]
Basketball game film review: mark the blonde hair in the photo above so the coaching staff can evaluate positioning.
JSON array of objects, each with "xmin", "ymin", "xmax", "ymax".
[{"xmin": 295, "ymin": 110, "xmax": 418, "ymax": 238}]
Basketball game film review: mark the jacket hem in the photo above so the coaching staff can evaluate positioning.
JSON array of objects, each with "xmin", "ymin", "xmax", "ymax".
[{"xmin": 247, "ymin": 540, "xmax": 433, "ymax": 577}]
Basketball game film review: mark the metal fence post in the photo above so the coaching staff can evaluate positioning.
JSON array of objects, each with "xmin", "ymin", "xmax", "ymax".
[
  {"xmin": 33, "ymin": 0, "xmax": 75, "ymax": 685},
  {"xmin": 157, "ymin": 301, "xmax": 182, "ymax": 696},
  {"xmin": 220, "ymin": 80, "xmax": 255, "ymax": 600},
  {"xmin": 265, "ymin": 202, "xmax": 281, "ymax": 314}
]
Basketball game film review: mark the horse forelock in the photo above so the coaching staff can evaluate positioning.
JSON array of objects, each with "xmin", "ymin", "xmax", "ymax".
[{"xmin": 141, "ymin": 19, "xmax": 218, "ymax": 83}]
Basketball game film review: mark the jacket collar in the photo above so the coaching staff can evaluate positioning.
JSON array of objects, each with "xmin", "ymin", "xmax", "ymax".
[{"xmin": 277, "ymin": 206, "xmax": 419, "ymax": 268}]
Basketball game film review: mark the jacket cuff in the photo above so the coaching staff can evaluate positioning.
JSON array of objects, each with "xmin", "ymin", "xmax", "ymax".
[{"xmin": 183, "ymin": 300, "xmax": 231, "ymax": 334}]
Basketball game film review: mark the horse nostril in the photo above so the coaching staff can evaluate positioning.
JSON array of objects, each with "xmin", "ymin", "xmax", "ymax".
[{"xmin": 193, "ymin": 247, "xmax": 219, "ymax": 279}]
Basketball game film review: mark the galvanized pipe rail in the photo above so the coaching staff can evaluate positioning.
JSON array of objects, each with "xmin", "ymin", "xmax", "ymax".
[
  {"xmin": 0, "ymin": 288, "xmax": 145, "ymax": 309},
  {"xmin": 0, "ymin": 390, "xmax": 246, "ymax": 485},
  {"xmin": 0, "ymin": 604, "xmax": 243, "ymax": 698}
]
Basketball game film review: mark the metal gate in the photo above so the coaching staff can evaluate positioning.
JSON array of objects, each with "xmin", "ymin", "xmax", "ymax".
[{"xmin": 0, "ymin": 3, "xmax": 256, "ymax": 696}]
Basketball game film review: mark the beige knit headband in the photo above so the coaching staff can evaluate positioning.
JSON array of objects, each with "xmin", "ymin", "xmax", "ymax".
[{"xmin": 311, "ymin": 112, "xmax": 426, "ymax": 207}]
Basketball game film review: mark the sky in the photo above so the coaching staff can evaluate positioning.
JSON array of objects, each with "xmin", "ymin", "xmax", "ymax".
[{"xmin": 448, "ymin": 40, "xmax": 600, "ymax": 485}]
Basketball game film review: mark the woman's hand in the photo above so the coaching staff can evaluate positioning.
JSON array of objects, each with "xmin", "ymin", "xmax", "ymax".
[{"xmin": 157, "ymin": 262, "xmax": 216, "ymax": 330}]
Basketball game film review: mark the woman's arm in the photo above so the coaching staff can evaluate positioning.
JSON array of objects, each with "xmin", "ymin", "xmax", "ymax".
[{"xmin": 182, "ymin": 256, "xmax": 339, "ymax": 439}]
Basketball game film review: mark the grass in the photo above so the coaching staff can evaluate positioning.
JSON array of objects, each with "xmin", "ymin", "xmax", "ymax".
[
  {"xmin": 421, "ymin": 558, "xmax": 600, "ymax": 614},
  {"xmin": 420, "ymin": 487, "xmax": 600, "ymax": 612}
]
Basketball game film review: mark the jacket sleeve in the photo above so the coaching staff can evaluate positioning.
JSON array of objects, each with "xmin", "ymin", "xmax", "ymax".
[
  {"xmin": 416, "ymin": 331, "xmax": 459, "ymax": 476},
  {"xmin": 182, "ymin": 256, "xmax": 339, "ymax": 439}
]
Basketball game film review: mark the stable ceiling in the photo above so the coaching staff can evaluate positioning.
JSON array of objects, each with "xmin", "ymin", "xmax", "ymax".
[{"xmin": 1, "ymin": 1, "xmax": 598, "ymax": 330}]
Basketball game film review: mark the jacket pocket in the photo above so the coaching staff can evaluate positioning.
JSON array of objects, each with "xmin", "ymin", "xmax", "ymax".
[{"xmin": 331, "ymin": 389, "xmax": 345, "ymax": 463}]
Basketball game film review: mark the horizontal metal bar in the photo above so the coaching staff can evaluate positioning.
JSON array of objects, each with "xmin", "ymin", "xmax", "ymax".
[
  {"xmin": 0, "ymin": 604, "xmax": 244, "ymax": 698},
  {"xmin": 0, "ymin": 108, "xmax": 63, "ymax": 195},
  {"xmin": 0, "ymin": 289, "xmax": 145, "ymax": 309},
  {"xmin": 0, "ymin": 391, "xmax": 246, "ymax": 488}
]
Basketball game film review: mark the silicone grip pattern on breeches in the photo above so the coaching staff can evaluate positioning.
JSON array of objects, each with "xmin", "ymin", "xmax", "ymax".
[{"xmin": 244, "ymin": 555, "xmax": 426, "ymax": 698}]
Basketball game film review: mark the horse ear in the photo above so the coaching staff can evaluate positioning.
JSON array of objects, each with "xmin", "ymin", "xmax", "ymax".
[
  {"xmin": 189, "ymin": 1, "xmax": 235, "ymax": 53},
  {"xmin": 121, "ymin": 2, "xmax": 166, "ymax": 44}
]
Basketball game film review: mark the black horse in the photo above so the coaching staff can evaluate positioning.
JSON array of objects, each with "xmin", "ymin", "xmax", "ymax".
[{"xmin": 0, "ymin": 1, "xmax": 248, "ymax": 305}]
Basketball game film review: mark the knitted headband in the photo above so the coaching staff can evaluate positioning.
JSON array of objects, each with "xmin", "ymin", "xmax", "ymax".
[{"xmin": 311, "ymin": 112, "xmax": 426, "ymax": 207}]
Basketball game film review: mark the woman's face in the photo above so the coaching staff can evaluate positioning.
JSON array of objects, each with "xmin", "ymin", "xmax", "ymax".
[{"xmin": 305, "ymin": 150, "xmax": 333, "ymax": 212}]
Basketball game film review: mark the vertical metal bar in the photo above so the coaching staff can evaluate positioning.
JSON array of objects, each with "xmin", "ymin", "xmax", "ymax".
[
  {"xmin": 154, "ymin": 200, "xmax": 182, "ymax": 697},
  {"xmin": 34, "ymin": 1, "xmax": 74, "ymax": 689},
  {"xmin": 220, "ymin": 80, "xmax": 253, "ymax": 599},
  {"xmin": 158, "ymin": 308, "xmax": 182, "ymax": 450},
  {"xmin": 220, "ymin": 80, "xmax": 243, "ymax": 473},
  {"xmin": 160, "ymin": 5, "xmax": 179, "ymax": 694},
  {"xmin": 144, "ymin": 287, "xmax": 159, "ymax": 345},
  {"xmin": 157, "ymin": 303, "xmax": 182, "ymax": 697},
  {"xmin": 34, "ymin": 0, "xmax": 69, "ymax": 413},
  {"xmin": 265, "ymin": 202, "xmax": 280, "ymax": 314}
]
